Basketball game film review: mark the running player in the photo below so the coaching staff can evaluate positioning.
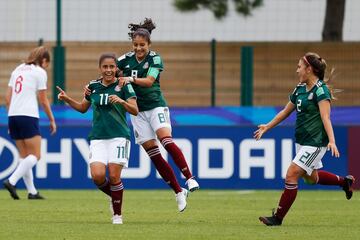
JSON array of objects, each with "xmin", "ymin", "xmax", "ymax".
[{"xmin": 255, "ymin": 52, "xmax": 355, "ymax": 226}]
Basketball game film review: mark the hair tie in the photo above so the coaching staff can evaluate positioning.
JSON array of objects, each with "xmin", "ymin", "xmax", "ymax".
[
  {"xmin": 135, "ymin": 28, "xmax": 150, "ymax": 35},
  {"xmin": 303, "ymin": 56, "xmax": 310, "ymax": 66}
]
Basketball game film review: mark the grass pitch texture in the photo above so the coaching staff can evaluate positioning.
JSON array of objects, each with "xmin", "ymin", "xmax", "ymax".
[{"xmin": 0, "ymin": 190, "xmax": 358, "ymax": 240}]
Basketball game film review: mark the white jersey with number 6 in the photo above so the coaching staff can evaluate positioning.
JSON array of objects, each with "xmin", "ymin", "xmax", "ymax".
[{"xmin": 8, "ymin": 63, "xmax": 47, "ymax": 118}]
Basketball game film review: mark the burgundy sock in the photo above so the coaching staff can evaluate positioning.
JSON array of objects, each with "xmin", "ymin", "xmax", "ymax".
[
  {"xmin": 160, "ymin": 136, "xmax": 193, "ymax": 180},
  {"xmin": 275, "ymin": 183, "xmax": 298, "ymax": 220},
  {"xmin": 95, "ymin": 178, "xmax": 111, "ymax": 196},
  {"xmin": 146, "ymin": 146, "xmax": 182, "ymax": 193},
  {"xmin": 110, "ymin": 182, "xmax": 124, "ymax": 216},
  {"xmin": 317, "ymin": 170, "xmax": 344, "ymax": 186}
]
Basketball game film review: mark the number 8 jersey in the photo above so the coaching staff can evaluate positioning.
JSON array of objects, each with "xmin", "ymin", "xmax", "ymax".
[{"xmin": 8, "ymin": 63, "xmax": 47, "ymax": 118}]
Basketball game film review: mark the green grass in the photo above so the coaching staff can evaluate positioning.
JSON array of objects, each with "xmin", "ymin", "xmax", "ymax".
[{"xmin": 0, "ymin": 189, "xmax": 358, "ymax": 240}]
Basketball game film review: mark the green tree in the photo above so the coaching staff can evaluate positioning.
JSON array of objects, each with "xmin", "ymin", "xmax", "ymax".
[
  {"xmin": 173, "ymin": 0, "xmax": 263, "ymax": 18},
  {"xmin": 173, "ymin": 0, "xmax": 345, "ymax": 41}
]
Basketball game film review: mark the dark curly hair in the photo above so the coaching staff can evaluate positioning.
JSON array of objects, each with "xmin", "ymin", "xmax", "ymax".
[{"xmin": 128, "ymin": 18, "xmax": 156, "ymax": 44}]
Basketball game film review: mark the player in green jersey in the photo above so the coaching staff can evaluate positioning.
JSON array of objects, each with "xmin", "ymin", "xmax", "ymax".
[
  {"xmin": 57, "ymin": 53, "xmax": 138, "ymax": 224},
  {"xmin": 118, "ymin": 18, "xmax": 199, "ymax": 212},
  {"xmin": 254, "ymin": 52, "xmax": 355, "ymax": 226}
]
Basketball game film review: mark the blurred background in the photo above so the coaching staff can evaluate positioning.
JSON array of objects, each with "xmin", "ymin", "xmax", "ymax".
[{"xmin": 0, "ymin": 0, "xmax": 359, "ymax": 189}]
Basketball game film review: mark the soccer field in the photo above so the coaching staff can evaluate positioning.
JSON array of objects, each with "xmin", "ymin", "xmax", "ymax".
[{"xmin": 0, "ymin": 190, "xmax": 358, "ymax": 240}]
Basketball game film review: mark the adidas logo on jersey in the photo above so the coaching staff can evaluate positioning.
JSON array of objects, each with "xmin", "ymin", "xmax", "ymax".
[
  {"xmin": 92, "ymin": 90, "xmax": 96, "ymax": 93},
  {"xmin": 125, "ymin": 64, "xmax": 130, "ymax": 68}
]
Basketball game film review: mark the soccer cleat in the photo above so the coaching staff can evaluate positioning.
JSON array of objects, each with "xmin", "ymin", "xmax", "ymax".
[
  {"xmin": 175, "ymin": 188, "xmax": 188, "ymax": 212},
  {"xmin": 342, "ymin": 175, "xmax": 355, "ymax": 200},
  {"xmin": 112, "ymin": 214, "xmax": 123, "ymax": 224},
  {"xmin": 28, "ymin": 192, "xmax": 45, "ymax": 200},
  {"xmin": 259, "ymin": 210, "xmax": 282, "ymax": 226},
  {"xmin": 3, "ymin": 179, "xmax": 20, "ymax": 200},
  {"xmin": 186, "ymin": 177, "xmax": 200, "ymax": 192}
]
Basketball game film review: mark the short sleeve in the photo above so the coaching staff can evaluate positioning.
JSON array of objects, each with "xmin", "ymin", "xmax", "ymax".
[
  {"xmin": 84, "ymin": 84, "xmax": 93, "ymax": 102},
  {"xmin": 8, "ymin": 71, "xmax": 15, "ymax": 87},
  {"xmin": 37, "ymin": 68, "xmax": 47, "ymax": 90},
  {"xmin": 315, "ymin": 85, "xmax": 331, "ymax": 102},
  {"xmin": 117, "ymin": 54, "xmax": 126, "ymax": 70},
  {"xmin": 150, "ymin": 54, "xmax": 164, "ymax": 71},
  {"xmin": 289, "ymin": 87, "xmax": 297, "ymax": 104},
  {"xmin": 123, "ymin": 83, "xmax": 137, "ymax": 100},
  {"xmin": 85, "ymin": 93, "xmax": 91, "ymax": 102}
]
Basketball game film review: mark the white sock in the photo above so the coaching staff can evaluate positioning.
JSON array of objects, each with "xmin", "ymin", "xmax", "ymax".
[
  {"xmin": 15, "ymin": 158, "xmax": 37, "ymax": 194},
  {"xmin": 9, "ymin": 154, "xmax": 37, "ymax": 186},
  {"xmin": 23, "ymin": 168, "xmax": 37, "ymax": 195}
]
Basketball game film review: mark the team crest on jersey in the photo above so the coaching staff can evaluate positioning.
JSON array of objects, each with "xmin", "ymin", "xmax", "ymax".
[
  {"xmin": 308, "ymin": 92, "xmax": 314, "ymax": 100},
  {"xmin": 134, "ymin": 130, "xmax": 139, "ymax": 138},
  {"xmin": 143, "ymin": 62, "xmax": 149, "ymax": 69},
  {"xmin": 114, "ymin": 85, "xmax": 121, "ymax": 92}
]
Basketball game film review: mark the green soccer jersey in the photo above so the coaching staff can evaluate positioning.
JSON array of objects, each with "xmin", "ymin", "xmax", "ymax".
[
  {"xmin": 117, "ymin": 51, "xmax": 167, "ymax": 112},
  {"xmin": 85, "ymin": 80, "xmax": 136, "ymax": 140},
  {"xmin": 289, "ymin": 80, "xmax": 332, "ymax": 147}
]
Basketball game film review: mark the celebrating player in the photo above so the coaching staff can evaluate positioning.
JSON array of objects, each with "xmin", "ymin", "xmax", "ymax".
[
  {"xmin": 254, "ymin": 52, "xmax": 355, "ymax": 226},
  {"xmin": 57, "ymin": 53, "xmax": 138, "ymax": 224},
  {"xmin": 117, "ymin": 18, "xmax": 200, "ymax": 212}
]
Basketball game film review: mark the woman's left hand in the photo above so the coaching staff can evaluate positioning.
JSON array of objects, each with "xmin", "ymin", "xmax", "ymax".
[
  {"xmin": 109, "ymin": 95, "xmax": 125, "ymax": 105},
  {"xmin": 327, "ymin": 142, "xmax": 340, "ymax": 158}
]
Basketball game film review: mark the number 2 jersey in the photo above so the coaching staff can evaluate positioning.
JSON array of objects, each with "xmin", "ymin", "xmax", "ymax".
[
  {"xmin": 117, "ymin": 51, "xmax": 167, "ymax": 112},
  {"xmin": 289, "ymin": 80, "xmax": 332, "ymax": 147},
  {"xmin": 85, "ymin": 80, "xmax": 136, "ymax": 140},
  {"xmin": 8, "ymin": 63, "xmax": 47, "ymax": 118}
]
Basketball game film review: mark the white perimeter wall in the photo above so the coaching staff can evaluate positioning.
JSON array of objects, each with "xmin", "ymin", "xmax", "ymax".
[{"xmin": 0, "ymin": 0, "xmax": 359, "ymax": 42}]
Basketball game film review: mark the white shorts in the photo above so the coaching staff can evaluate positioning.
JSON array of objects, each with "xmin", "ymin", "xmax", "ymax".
[
  {"xmin": 130, "ymin": 107, "xmax": 172, "ymax": 144},
  {"xmin": 89, "ymin": 137, "xmax": 130, "ymax": 167},
  {"xmin": 293, "ymin": 143, "xmax": 326, "ymax": 175}
]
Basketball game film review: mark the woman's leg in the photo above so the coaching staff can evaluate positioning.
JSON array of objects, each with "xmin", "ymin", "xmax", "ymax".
[
  {"xmin": 8, "ymin": 136, "xmax": 41, "ymax": 186},
  {"xmin": 108, "ymin": 163, "xmax": 124, "ymax": 218},
  {"xmin": 142, "ymin": 140, "xmax": 188, "ymax": 212},
  {"xmin": 157, "ymin": 128, "xmax": 193, "ymax": 180},
  {"xmin": 90, "ymin": 162, "xmax": 109, "ymax": 195},
  {"xmin": 304, "ymin": 169, "xmax": 355, "ymax": 200},
  {"xmin": 142, "ymin": 139, "xmax": 182, "ymax": 194},
  {"xmin": 260, "ymin": 163, "xmax": 305, "ymax": 226},
  {"xmin": 14, "ymin": 139, "xmax": 38, "ymax": 195},
  {"xmin": 275, "ymin": 163, "xmax": 305, "ymax": 219}
]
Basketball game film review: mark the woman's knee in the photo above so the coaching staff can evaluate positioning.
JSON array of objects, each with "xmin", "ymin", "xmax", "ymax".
[
  {"xmin": 91, "ymin": 170, "xmax": 106, "ymax": 184},
  {"xmin": 108, "ymin": 164, "xmax": 122, "ymax": 184},
  {"xmin": 285, "ymin": 164, "xmax": 304, "ymax": 183}
]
